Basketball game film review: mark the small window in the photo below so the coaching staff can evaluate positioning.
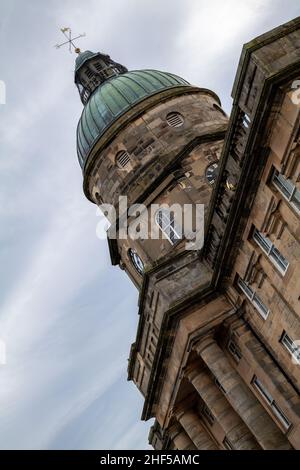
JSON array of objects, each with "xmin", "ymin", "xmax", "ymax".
[
  {"xmin": 128, "ymin": 249, "xmax": 144, "ymax": 275},
  {"xmin": 237, "ymin": 277, "xmax": 269, "ymax": 320},
  {"xmin": 94, "ymin": 61, "xmax": 105, "ymax": 72},
  {"xmin": 280, "ymin": 331, "xmax": 300, "ymax": 364},
  {"xmin": 116, "ymin": 150, "xmax": 131, "ymax": 169},
  {"xmin": 252, "ymin": 228, "xmax": 289, "ymax": 275},
  {"xmin": 228, "ymin": 340, "xmax": 242, "ymax": 362},
  {"xmin": 242, "ymin": 113, "xmax": 251, "ymax": 129},
  {"xmin": 252, "ymin": 376, "xmax": 291, "ymax": 430},
  {"xmin": 166, "ymin": 112, "xmax": 184, "ymax": 128},
  {"xmin": 85, "ymin": 68, "xmax": 94, "ymax": 79},
  {"xmin": 223, "ymin": 437, "xmax": 234, "ymax": 450},
  {"xmin": 155, "ymin": 208, "xmax": 181, "ymax": 245},
  {"xmin": 272, "ymin": 169, "xmax": 300, "ymax": 214},
  {"xmin": 205, "ymin": 162, "xmax": 218, "ymax": 185},
  {"xmin": 202, "ymin": 405, "xmax": 214, "ymax": 425},
  {"xmin": 215, "ymin": 378, "xmax": 226, "ymax": 394}
]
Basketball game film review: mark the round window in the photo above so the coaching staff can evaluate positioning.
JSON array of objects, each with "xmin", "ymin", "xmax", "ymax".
[
  {"xmin": 128, "ymin": 249, "xmax": 144, "ymax": 275},
  {"xmin": 205, "ymin": 162, "xmax": 219, "ymax": 185}
]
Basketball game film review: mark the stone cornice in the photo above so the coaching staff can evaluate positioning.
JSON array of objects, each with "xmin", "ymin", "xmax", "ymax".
[{"xmin": 232, "ymin": 16, "xmax": 300, "ymax": 99}]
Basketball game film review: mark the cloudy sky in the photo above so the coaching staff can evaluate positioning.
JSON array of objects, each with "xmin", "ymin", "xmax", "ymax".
[{"xmin": 0, "ymin": 0, "xmax": 299, "ymax": 450}]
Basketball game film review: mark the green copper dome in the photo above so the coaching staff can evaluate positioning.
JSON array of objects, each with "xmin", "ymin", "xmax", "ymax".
[{"xmin": 77, "ymin": 69, "xmax": 191, "ymax": 169}]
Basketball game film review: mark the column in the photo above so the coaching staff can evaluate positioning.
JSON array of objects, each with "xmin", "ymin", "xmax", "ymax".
[
  {"xmin": 176, "ymin": 408, "xmax": 218, "ymax": 450},
  {"xmin": 194, "ymin": 336, "xmax": 291, "ymax": 450},
  {"xmin": 168, "ymin": 423, "xmax": 197, "ymax": 450},
  {"xmin": 185, "ymin": 366, "xmax": 261, "ymax": 449}
]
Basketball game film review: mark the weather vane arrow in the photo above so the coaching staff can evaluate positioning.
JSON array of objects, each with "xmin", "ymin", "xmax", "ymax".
[{"xmin": 54, "ymin": 27, "xmax": 86, "ymax": 54}]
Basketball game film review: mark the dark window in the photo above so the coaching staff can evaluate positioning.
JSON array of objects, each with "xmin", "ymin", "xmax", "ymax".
[{"xmin": 228, "ymin": 340, "xmax": 242, "ymax": 362}]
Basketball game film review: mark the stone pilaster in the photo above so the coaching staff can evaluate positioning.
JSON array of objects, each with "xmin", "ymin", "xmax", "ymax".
[
  {"xmin": 194, "ymin": 336, "xmax": 291, "ymax": 450},
  {"xmin": 168, "ymin": 423, "xmax": 197, "ymax": 450},
  {"xmin": 185, "ymin": 365, "xmax": 261, "ymax": 449},
  {"xmin": 175, "ymin": 408, "xmax": 218, "ymax": 450}
]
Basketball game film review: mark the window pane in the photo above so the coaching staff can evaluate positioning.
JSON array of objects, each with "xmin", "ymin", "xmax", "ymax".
[
  {"xmin": 273, "ymin": 171, "xmax": 300, "ymax": 213},
  {"xmin": 228, "ymin": 340, "xmax": 242, "ymax": 361},
  {"xmin": 274, "ymin": 173, "xmax": 294, "ymax": 199},
  {"xmin": 270, "ymin": 246, "xmax": 289, "ymax": 272},
  {"xmin": 155, "ymin": 209, "xmax": 181, "ymax": 245},
  {"xmin": 223, "ymin": 437, "xmax": 234, "ymax": 450},
  {"xmin": 292, "ymin": 189, "xmax": 300, "ymax": 211},
  {"xmin": 253, "ymin": 377, "xmax": 273, "ymax": 404},
  {"xmin": 271, "ymin": 402, "xmax": 291, "ymax": 429},
  {"xmin": 237, "ymin": 278, "xmax": 254, "ymax": 299},
  {"xmin": 253, "ymin": 230, "xmax": 272, "ymax": 253},
  {"xmin": 253, "ymin": 294, "xmax": 269, "ymax": 319},
  {"xmin": 282, "ymin": 333, "xmax": 294, "ymax": 351},
  {"xmin": 282, "ymin": 333, "xmax": 300, "ymax": 363},
  {"xmin": 253, "ymin": 229, "xmax": 289, "ymax": 274}
]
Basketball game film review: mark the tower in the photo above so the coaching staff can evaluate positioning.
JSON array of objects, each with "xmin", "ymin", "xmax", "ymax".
[{"xmin": 75, "ymin": 16, "xmax": 300, "ymax": 450}]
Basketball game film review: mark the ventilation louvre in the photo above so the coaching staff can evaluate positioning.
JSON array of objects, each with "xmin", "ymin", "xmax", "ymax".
[
  {"xmin": 85, "ymin": 68, "xmax": 94, "ymax": 79},
  {"xmin": 116, "ymin": 150, "xmax": 131, "ymax": 169},
  {"xmin": 166, "ymin": 112, "xmax": 184, "ymax": 128}
]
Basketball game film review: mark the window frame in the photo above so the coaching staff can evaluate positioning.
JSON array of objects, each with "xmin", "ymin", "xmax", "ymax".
[
  {"xmin": 280, "ymin": 331, "xmax": 300, "ymax": 365},
  {"xmin": 252, "ymin": 228, "xmax": 289, "ymax": 276},
  {"xmin": 201, "ymin": 404, "xmax": 215, "ymax": 426},
  {"xmin": 223, "ymin": 437, "xmax": 234, "ymax": 450},
  {"xmin": 228, "ymin": 339, "xmax": 242, "ymax": 362},
  {"xmin": 155, "ymin": 208, "xmax": 182, "ymax": 246},
  {"xmin": 252, "ymin": 376, "xmax": 291, "ymax": 431},
  {"xmin": 237, "ymin": 277, "xmax": 270, "ymax": 320},
  {"xmin": 215, "ymin": 378, "xmax": 226, "ymax": 394},
  {"xmin": 272, "ymin": 169, "xmax": 300, "ymax": 215}
]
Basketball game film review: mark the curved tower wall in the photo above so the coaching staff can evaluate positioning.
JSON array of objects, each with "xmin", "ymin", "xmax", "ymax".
[{"xmin": 83, "ymin": 89, "xmax": 227, "ymax": 287}]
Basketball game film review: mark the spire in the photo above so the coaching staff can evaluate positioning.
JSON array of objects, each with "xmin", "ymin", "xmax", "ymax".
[{"xmin": 74, "ymin": 50, "xmax": 128, "ymax": 105}]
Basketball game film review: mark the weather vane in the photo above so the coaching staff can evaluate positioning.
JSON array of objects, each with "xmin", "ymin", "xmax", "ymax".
[{"xmin": 55, "ymin": 27, "xmax": 86, "ymax": 54}]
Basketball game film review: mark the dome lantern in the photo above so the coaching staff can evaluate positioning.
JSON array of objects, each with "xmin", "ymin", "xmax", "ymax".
[{"xmin": 74, "ymin": 50, "xmax": 128, "ymax": 105}]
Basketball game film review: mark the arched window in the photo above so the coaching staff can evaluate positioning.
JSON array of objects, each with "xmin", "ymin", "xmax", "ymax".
[{"xmin": 155, "ymin": 208, "xmax": 181, "ymax": 245}]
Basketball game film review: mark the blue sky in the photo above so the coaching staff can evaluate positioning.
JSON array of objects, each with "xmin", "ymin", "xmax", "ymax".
[{"xmin": 0, "ymin": 0, "xmax": 300, "ymax": 450}]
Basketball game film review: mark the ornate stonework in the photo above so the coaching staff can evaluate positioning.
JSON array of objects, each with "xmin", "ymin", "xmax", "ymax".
[{"xmin": 75, "ymin": 17, "xmax": 300, "ymax": 449}]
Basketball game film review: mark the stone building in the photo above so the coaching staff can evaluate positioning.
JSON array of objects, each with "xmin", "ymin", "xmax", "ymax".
[{"xmin": 74, "ymin": 17, "xmax": 300, "ymax": 449}]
